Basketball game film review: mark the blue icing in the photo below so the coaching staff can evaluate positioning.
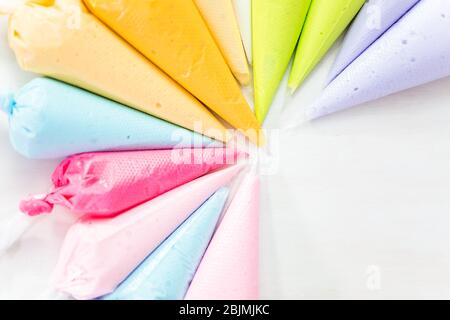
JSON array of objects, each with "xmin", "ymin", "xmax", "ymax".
[{"xmin": 7, "ymin": 78, "xmax": 219, "ymax": 159}]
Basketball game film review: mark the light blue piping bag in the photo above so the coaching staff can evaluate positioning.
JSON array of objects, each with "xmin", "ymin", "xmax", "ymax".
[
  {"xmin": 1, "ymin": 78, "xmax": 218, "ymax": 159},
  {"xmin": 102, "ymin": 187, "xmax": 229, "ymax": 300}
]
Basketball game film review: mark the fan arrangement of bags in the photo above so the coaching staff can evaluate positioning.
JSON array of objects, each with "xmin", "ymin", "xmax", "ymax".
[{"xmin": 1, "ymin": 0, "xmax": 449, "ymax": 299}]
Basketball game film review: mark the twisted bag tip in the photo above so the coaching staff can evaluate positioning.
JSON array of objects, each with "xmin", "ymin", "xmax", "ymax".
[
  {"xmin": 0, "ymin": 94, "xmax": 15, "ymax": 114},
  {"xmin": 19, "ymin": 197, "xmax": 54, "ymax": 216}
]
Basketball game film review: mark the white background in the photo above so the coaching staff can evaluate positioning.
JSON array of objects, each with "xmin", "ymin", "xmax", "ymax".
[{"xmin": 2, "ymin": 3, "xmax": 450, "ymax": 299}]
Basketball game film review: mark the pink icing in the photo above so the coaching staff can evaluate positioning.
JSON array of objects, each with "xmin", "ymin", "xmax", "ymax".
[{"xmin": 20, "ymin": 148, "xmax": 243, "ymax": 217}]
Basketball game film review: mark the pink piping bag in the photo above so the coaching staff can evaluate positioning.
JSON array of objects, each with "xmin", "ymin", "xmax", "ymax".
[
  {"xmin": 0, "ymin": 148, "xmax": 244, "ymax": 254},
  {"xmin": 185, "ymin": 170, "xmax": 260, "ymax": 300}
]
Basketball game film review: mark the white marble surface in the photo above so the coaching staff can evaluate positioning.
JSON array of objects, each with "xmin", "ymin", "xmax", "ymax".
[{"xmin": 1, "ymin": 2, "xmax": 450, "ymax": 300}]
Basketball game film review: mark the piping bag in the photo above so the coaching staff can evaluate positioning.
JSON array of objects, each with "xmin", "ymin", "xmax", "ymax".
[
  {"xmin": 0, "ymin": 77, "xmax": 218, "ymax": 160},
  {"xmin": 231, "ymin": 0, "xmax": 252, "ymax": 65},
  {"xmin": 52, "ymin": 164, "xmax": 243, "ymax": 299},
  {"xmin": 252, "ymin": 0, "xmax": 311, "ymax": 123},
  {"xmin": 193, "ymin": 0, "xmax": 250, "ymax": 85},
  {"xmin": 288, "ymin": 0, "xmax": 366, "ymax": 91},
  {"xmin": 0, "ymin": 148, "xmax": 244, "ymax": 255},
  {"xmin": 185, "ymin": 170, "xmax": 260, "ymax": 300},
  {"xmin": 102, "ymin": 188, "xmax": 229, "ymax": 300},
  {"xmin": 328, "ymin": 0, "xmax": 421, "ymax": 83}
]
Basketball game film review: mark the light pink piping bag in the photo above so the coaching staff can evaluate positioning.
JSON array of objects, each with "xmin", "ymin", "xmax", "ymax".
[{"xmin": 185, "ymin": 171, "xmax": 260, "ymax": 300}]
